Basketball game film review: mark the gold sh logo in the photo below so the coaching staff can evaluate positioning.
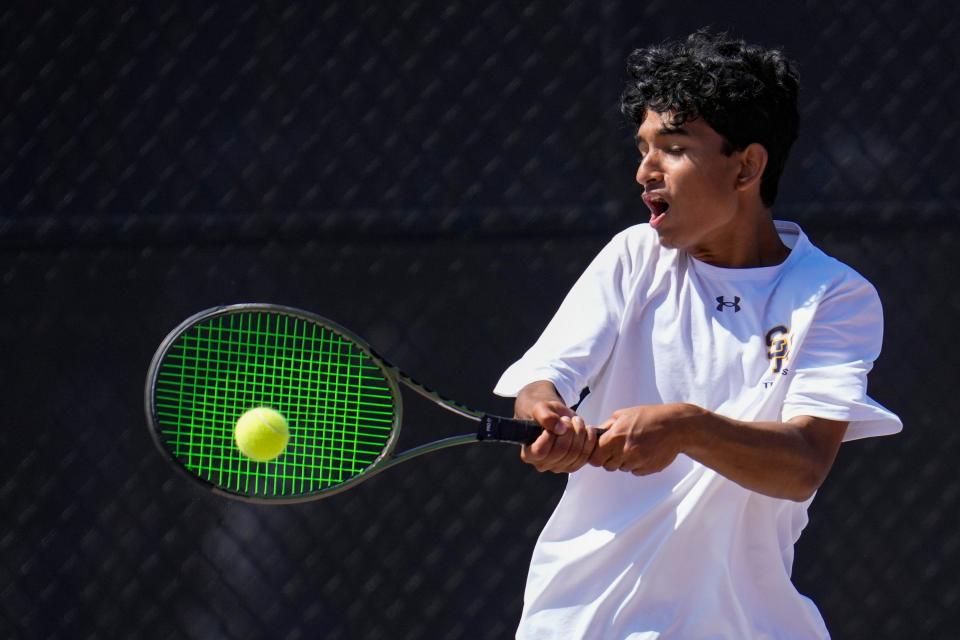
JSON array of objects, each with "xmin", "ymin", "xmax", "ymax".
[{"xmin": 765, "ymin": 325, "xmax": 790, "ymax": 374}]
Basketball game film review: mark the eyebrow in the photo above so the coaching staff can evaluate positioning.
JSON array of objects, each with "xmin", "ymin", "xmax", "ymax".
[
  {"xmin": 658, "ymin": 125, "xmax": 689, "ymax": 136},
  {"xmin": 634, "ymin": 125, "xmax": 690, "ymax": 147}
]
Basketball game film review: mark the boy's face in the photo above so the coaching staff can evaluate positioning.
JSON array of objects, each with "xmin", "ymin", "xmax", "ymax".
[{"xmin": 634, "ymin": 109, "xmax": 747, "ymax": 254}]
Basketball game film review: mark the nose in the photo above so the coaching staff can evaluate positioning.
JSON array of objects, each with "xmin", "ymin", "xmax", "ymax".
[{"xmin": 635, "ymin": 152, "xmax": 663, "ymax": 189}]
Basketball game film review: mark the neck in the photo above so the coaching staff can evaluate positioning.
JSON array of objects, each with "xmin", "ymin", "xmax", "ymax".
[{"xmin": 690, "ymin": 205, "xmax": 790, "ymax": 268}]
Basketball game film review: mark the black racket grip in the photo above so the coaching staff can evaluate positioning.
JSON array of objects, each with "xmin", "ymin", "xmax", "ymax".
[{"xmin": 477, "ymin": 415, "xmax": 542, "ymax": 445}]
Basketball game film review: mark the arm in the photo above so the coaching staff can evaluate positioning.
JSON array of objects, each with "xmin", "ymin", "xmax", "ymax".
[
  {"xmin": 588, "ymin": 403, "xmax": 848, "ymax": 502},
  {"xmin": 515, "ymin": 381, "xmax": 597, "ymax": 474}
]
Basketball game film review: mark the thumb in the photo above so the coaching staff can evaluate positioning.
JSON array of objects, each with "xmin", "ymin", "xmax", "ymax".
[{"xmin": 531, "ymin": 403, "xmax": 571, "ymax": 435}]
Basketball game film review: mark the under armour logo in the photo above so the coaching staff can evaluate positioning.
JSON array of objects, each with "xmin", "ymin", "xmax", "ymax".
[{"xmin": 716, "ymin": 296, "xmax": 741, "ymax": 312}]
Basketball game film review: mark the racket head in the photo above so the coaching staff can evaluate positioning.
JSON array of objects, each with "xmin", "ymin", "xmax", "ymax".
[{"xmin": 145, "ymin": 304, "xmax": 403, "ymax": 504}]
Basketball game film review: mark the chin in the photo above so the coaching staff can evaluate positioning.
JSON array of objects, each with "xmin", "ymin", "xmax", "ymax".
[{"xmin": 654, "ymin": 231, "xmax": 679, "ymax": 249}]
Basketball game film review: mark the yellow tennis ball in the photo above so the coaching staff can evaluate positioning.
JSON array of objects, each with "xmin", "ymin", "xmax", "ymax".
[{"xmin": 235, "ymin": 407, "xmax": 290, "ymax": 462}]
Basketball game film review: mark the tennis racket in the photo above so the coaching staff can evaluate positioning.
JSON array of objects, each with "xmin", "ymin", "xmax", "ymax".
[{"xmin": 145, "ymin": 303, "xmax": 542, "ymax": 504}]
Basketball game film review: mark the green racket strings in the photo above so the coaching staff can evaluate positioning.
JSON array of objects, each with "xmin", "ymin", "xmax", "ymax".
[{"xmin": 153, "ymin": 311, "xmax": 397, "ymax": 497}]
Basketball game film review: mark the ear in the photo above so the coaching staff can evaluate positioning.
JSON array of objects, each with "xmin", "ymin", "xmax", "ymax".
[{"xmin": 735, "ymin": 143, "xmax": 768, "ymax": 193}]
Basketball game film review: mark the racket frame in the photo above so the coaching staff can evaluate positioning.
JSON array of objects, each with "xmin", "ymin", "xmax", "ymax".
[{"xmin": 145, "ymin": 303, "xmax": 536, "ymax": 504}]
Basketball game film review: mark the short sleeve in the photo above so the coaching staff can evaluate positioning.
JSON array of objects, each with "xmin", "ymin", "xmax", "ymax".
[
  {"xmin": 781, "ymin": 274, "xmax": 902, "ymax": 441},
  {"xmin": 493, "ymin": 230, "xmax": 636, "ymax": 406}
]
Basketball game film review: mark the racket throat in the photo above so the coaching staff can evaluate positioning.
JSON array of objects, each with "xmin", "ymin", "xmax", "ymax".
[{"xmin": 477, "ymin": 415, "xmax": 541, "ymax": 445}]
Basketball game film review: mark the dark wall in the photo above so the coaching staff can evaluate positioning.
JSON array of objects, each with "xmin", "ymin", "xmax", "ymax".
[{"xmin": 2, "ymin": 2, "xmax": 957, "ymax": 638}]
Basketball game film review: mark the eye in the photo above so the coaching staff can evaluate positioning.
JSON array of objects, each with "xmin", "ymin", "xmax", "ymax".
[{"xmin": 666, "ymin": 146, "xmax": 684, "ymax": 155}]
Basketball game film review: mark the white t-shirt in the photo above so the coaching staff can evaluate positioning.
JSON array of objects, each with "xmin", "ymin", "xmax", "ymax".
[{"xmin": 494, "ymin": 221, "xmax": 902, "ymax": 639}]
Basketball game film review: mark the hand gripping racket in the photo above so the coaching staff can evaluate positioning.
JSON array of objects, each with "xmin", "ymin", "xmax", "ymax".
[{"xmin": 145, "ymin": 304, "xmax": 542, "ymax": 504}]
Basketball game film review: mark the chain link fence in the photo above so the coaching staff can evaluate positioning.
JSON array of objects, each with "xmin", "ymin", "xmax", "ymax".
[{"xmin": 2, "ymin": 1, "xmax": 958, "ymax": 638}]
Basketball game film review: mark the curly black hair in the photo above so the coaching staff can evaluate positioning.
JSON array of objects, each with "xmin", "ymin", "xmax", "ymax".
[{"xmin": 620, "ymin": 29, "xmax": 800, "ymax": 206}]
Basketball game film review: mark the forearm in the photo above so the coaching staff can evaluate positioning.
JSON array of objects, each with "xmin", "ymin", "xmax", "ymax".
[{"xmin": 680, "ymin": 406, "xmax": 847, "ymax": 502}]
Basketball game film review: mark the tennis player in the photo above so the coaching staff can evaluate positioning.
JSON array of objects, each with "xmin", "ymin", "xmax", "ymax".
[{"xmin": 495, "ymin": 29, "xmax": 901, "ymax": 639}]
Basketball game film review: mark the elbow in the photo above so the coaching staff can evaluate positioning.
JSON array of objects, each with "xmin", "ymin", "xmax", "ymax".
[
  {"xmin": 780, "ymin": 416, "xmax": 847, "ymax": 502},
  {"xmin": 784, "ymin": 487, "xmax": 816, "ymax": 503},
  {"xmin": 783, "ymin": 467, "xmax": 827, "ymax": 502}
]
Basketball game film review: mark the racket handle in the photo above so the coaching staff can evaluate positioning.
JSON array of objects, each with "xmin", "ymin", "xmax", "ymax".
[{"xmin": 477, "ymin": 415, "xmax": 542, "ymax": 445}]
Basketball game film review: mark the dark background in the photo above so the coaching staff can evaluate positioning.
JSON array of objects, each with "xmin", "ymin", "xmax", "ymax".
[{"xmin": 1, "ymin": 1, "xmax": 957, "ymax": 638}]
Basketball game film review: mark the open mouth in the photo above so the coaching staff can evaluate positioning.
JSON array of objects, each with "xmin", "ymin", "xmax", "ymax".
[{"xmin": 643, "ymin": 193, "xmax": 670, "ymax": 228}]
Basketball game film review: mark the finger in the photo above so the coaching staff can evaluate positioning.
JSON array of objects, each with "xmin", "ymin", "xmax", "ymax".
[
  {"xmin": 587, "ymin": 436, "xmax": 604, "ymax": 466},
  {"xmin": 565, "ymin": 419, "xmax": 597, "ymax": 472},
  {"xmin": 531, "ymin": 404, "xmax": 571, "ymax": 435},
  {"xmin": 519, "ymin": 444, "xmax": 535, "ymax": 465},
  {"xmin": 549, "ymin": 427, "xmax": 575, "ymax": 463},
  {"xmin": 595, "ymin": 427, "xmax": 623, "ymax": 471},
  {"xmin": 595, "ymin": 418, "xmax": 615, "ymax": 434},
  {"xmin": 522, "ymin": 430, "xmax": 555, "ymax": 463},
  {"xmin": 556, "ymin": 417, "xmax": 588, "ymax": 471},
  {"xmin": 529, "ymin": 403, "xmax": 559, "ymax": 432},
  {"xmin": 553, "ymin": 414, "xmax": 573, "ymax": 436},
  {"xmin": 631, "ymin": 459, "xmax": 668, "ymax": 476},
  {"xmin": 588, "ymin": 422, "xmax": 615, "ymax": 459},
  {"xmin": 588, "ymin": 433, "xmax": 614, "ymax": 468}
]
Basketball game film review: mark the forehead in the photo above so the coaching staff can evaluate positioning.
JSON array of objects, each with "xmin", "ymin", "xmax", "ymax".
[{"xmin": 635, "ymin": 109, "xmax": 722, "ymax": 143}]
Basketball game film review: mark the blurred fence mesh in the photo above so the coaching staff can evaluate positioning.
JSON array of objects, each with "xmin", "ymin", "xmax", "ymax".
[{"xmin": 1, "ymin": 1, "xmax": 958, "ymax": 639}]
